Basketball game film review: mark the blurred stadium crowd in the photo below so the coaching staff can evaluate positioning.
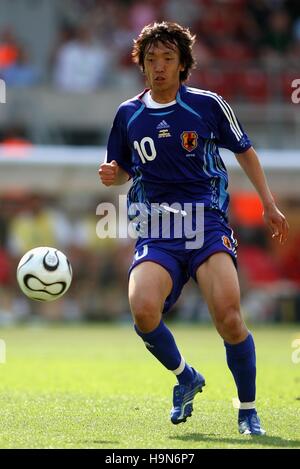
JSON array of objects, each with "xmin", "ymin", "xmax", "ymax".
[
  {"xmin": 0, "ymin": 0, "xmax": 299, "ymax": 324},
  {"xmin": 0, "ymin": 191, "xmax": 300, "ymax": 324},
  {"xmin": 0, "ymin": 0, "xmax": 299, "ymax": 99},
  {"xmin": 0, "ymin": 192, "xmax": 133, "ymax": 324}
]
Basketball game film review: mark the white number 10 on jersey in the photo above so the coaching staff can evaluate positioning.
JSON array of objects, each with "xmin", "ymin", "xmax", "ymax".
[{"xmin": 134, "ymin": 137, "xmax": 157, "ymax": 164}]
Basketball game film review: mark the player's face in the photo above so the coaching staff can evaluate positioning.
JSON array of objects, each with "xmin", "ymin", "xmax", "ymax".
[{"xmin": 143, "ymin": 41, "xmax": 184, "ymax": 102}]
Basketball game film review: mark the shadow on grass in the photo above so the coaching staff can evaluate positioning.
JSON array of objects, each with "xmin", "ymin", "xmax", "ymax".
[{"xmin": 169, "ymin": 433, "xmax": 300, "ymax": 448}]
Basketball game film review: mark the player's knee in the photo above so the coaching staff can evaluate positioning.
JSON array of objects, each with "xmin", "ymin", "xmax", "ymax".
[
  {"xmin": 216, "ymin": 307, "xmax": 245, "ymax": 342},
  {"xmin": 129, "ymin": 292, "xmax": 162, "ymax": 327}
]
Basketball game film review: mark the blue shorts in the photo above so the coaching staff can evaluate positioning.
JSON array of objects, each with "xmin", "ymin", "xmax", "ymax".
[{"xmin": 128, "ymin": 210, "xmax": 237, "ymax": 314}]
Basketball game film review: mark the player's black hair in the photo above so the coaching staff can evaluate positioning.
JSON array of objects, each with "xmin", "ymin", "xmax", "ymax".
[{"xmin": 132, "ymin": 21, "xmax": 196, "ymax": 82}]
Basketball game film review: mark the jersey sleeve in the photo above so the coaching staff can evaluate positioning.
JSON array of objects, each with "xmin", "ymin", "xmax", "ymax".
[
  {"xmin": 106, "ymin": 107, "xmax": 134, "ymax": 177},
  {"xmin": 212, "ymin": 96, "xmax": 252, "ymax": 154}
]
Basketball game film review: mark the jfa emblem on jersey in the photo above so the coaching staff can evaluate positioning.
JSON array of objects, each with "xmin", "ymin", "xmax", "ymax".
[
  {"xmin": 222, "ymin": 235, "xmax": 232, "ymax": 250},
  {"xmin": 181, "ymin": 131, "xmax": 198, "ymax": 152}
]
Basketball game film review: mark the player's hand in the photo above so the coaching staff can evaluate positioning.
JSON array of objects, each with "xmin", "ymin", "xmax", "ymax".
[
  {"xmin": 98, "ymin": 160, "xmax": 119, "ymax": 186},
  {"xmin": 263, "ymin": 203, "xmax": 289, "ymax": 244}
]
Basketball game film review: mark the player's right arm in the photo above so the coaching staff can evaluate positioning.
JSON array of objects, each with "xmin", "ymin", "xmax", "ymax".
[
  {"xmin": 99, "ymin": 105, "xmax": 133, "ymax": 187},
  {"xmin": 99, "ymin": 160, "xmax": 130, "ymax": 186}
]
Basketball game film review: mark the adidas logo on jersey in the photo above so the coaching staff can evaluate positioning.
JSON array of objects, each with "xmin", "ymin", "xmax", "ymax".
[{"xmin": 156, "ymin": 120, "xmax": 170, "ymax": 130}]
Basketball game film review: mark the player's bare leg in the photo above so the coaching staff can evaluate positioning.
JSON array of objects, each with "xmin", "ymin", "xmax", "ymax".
[
  {"xmin": 129, "ymin": 261, "xmax": 205, "ymax": 424},
  {"xmin": 196, "ymin": 252, "xmax": 266, "ymax": 435},
  {"xmin": 129, "ymin": 261, "xmax": 171, "ymax": 332},
  {"xmin": 195, "ymin": 252, "xmax": 246, "ymax": 343}
]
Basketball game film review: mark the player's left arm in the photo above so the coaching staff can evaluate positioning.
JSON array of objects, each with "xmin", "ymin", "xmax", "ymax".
[{"xmin": 235, "ymin": 146, "xmax": 289, "ymax": 244}]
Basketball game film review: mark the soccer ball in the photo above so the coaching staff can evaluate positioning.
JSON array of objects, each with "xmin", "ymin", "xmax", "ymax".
[{"xmin": 16, "ymin": 246, "xmax": 72, "ymax": 301}]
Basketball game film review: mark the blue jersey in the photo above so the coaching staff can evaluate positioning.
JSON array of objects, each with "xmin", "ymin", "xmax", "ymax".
[{"xmin": 106, "ymin": 84, "xmax": 251, "ymax": 217}]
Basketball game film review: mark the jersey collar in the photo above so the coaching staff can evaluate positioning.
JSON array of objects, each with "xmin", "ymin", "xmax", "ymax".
[{"xmin": 137, "ymin": 84, "xmax": 187, "ymax": 105}]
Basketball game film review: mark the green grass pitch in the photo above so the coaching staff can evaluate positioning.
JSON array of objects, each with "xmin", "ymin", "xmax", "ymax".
[{"xmin": 0, "ymin": 323, "xmax": 299, "ymax": 449}]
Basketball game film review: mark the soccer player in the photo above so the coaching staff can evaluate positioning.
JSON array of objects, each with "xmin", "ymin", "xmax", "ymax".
[{"xmin": 99, "ymin": 22, "xmax": 289, "ymax": 435}]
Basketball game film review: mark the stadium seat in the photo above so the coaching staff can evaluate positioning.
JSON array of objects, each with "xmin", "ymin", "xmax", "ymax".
[
  {"xmin": 238, "ymin": 69, "xmax": 270, "ymax": 103},
  {"xmin": 0, "ymin": 249, "xmax": 11, "ymax": 285},
  {"xmin": 277, "ymin": 233, "xmax": 300, "ymax": 287},
  {"xmin": 230, "ymin": 192, "xmax": 264, "ymax": 227},
  {"xmin": 238, "ymin": 245, "xmax": 283, "ymax": 286},
  {"xmin": 190, "ymin": 70, "xmax": 238, "ymax": 101},
  {"xmin": 214, "ymin": 42, "xmax": 254, "ymax": 63}
]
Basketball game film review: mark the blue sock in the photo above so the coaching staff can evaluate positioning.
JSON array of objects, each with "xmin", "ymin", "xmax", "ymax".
[
  {"xmin": 224, "ymin": 333, "xmax": 256, "ymax": 417},
  {"xmin": 238, "ymin": 408, "xmax": 257, "ymax": 419},
  {"xmin": 134, "ymin": 320, "xmax": 194, "ymax": 385}
]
